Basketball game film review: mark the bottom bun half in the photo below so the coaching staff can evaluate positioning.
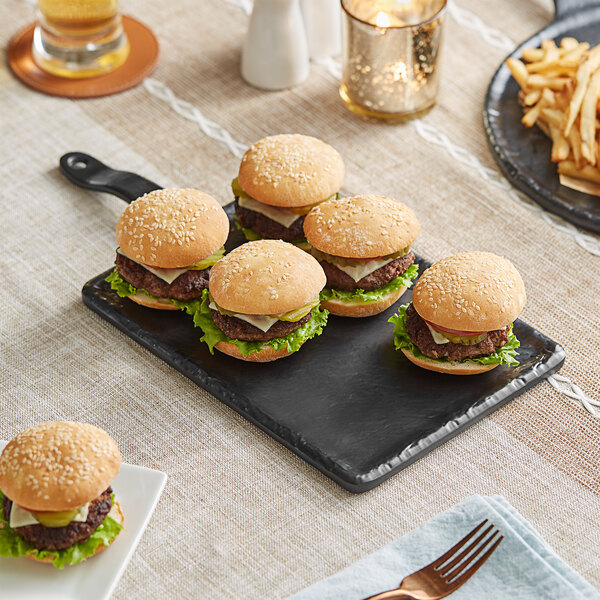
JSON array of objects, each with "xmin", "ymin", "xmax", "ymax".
[
  {"xmin": 400, "ymin": 349, "xmax": 499, "ymax": 375},
  {"xmin": 214, "ymin": 341, "xmax": 297, "ymax": 362},
  {"xmin": 25, "ymin": 501, "xmax": 124, "ymax": 565},
  {"xmin": 322, "ymin": 288, "xmax": 404, "ymax": 318},
  {"xmin": 129, "ymin": 293, "xmax": 181, "ymax": 311}
]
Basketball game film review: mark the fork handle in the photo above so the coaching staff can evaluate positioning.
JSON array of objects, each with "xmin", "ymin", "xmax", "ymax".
[{"xmin": 363, "ymin": 591, "xmax": 414, "ymax": 600}]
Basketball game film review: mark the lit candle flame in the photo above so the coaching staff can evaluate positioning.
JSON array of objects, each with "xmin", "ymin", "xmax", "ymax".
[{"xmin": 375, "ymin": 11, "xmax": 391, "ymax": 27}]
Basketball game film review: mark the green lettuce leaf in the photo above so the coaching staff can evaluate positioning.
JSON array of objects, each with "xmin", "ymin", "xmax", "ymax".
[
  {"xmin": 388, "ymin": 304, "xmax": 520, "ymax": 366},
  {"xmin": 188, "ymin": 246, "xmax": 225, "ymax": 270},
  {"xmin": 105, "ymin": 269, "xmax": 198, "ymax": 312},
  {"xmin": 182, "ymin": 291, "xmax": 328, "ymax": 356},
  {"xmin": 0, "ymin": 491, "xmax": 123, "ymax": 569},
  {"xmin": 105, "ymin": 268, "xmax": 138, "ymax": 298},
  {"xmin": 232, "ymin": 216, "xmax": 262, "ymax": 241},
  {"xmin": 320, "ymin": 264, "xmax": 418, "ymax": 304}
]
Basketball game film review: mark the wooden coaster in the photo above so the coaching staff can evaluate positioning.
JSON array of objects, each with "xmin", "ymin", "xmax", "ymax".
[{"xmin": 7, "ymin": 16, "xmax": 159, "ymax": 99}]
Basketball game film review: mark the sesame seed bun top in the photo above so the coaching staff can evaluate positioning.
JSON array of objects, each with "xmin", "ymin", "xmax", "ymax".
[
  {"xmin": 209, "ymin": 240, "xmax": 326, "ymax": 315},
  {"xmin": 116, "ymin": 189, "xmax": 229, "ymax": 268},
  {"xmin": 0, "ymin": 422, "xmax": 121, "ymax": 512},
  {"xmin": 237, "ymin": 134, "xmax": 345, "ymax": 208},
  {"xmin": 303, "ymin": 195, "xmax": 420, "ymax": 258},
  {"xmin": 412, "ymin": 252, "xmax": 526, "ymax": 332}
]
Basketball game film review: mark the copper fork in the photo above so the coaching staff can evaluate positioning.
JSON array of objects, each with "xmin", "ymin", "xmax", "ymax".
[{"xmin": 363, "ymin": 520, "xmax": 503, "ymax": 600}]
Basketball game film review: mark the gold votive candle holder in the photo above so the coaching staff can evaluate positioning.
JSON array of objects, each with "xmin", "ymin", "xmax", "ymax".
[{"xmin": 340, "ymin": 0, "xmax": 447, "ymax": 123}]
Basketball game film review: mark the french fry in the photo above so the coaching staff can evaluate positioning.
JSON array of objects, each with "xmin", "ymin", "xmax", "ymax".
[
  {"xmin": 554, "ymin": 89, "xmax": 571, "ymax": 110},
  {"xmin": 579, "ymin": 67, "xmax": 600, "ymax": 164},
  {"xmin": 560, "ymin": 37, "xmax": 580, "ymax": 51},
  {"xmin": 563, "ymin": 42, "xmax": 589, "ymax": 61},
  {"xmin": 523, "ymin": 89, "xmax": 541, "ymax": 106},
  {"xmin": 522, "ymin": 47, "xmax": 544, "ymax": 62},
  {"xmin": 521, "ymin": 102, "xmax": 542, "ymax": 127},
  {"xmin": 536, "ymin": 119, "xmax": 551, "ymax": 137},
  {"xmin": 541, "ymin": 107, "xmax": 566, "ymax": 129},
  {"xmin": 533, "ymin": 68, "xmax": 578, "ymax": 79},
  {"xmin": 506, "ymin": 58, "xmax": 529, "ymax": 89},
  {"xmin": 541, "ymin": 87, "xmax": 556, "ymax": 105},
  {"xmin": 525, "ymin": 43, "xmax": 587, "ymax": 73},
  {"xmin": 564, "ymin": 44, "xmax": 600, "ymax": 135},
  {"xmin": 542, "ymin": 39, "xmax": 560, "ymax": 62},
  {"xmin": 527, "ymin": 74, "xmax": 571, "ymax": 90},
  {"xmin": 567, "ymin": 122, "xmax": 583, "ymax": 168},
  {"xmin": 558, "ymin": 160, "xmax": 600, "ymax": 183},
  {"xmin": 549, "ymin": 124, "xmax": 570, "ymax": 161},
  {"xmin": 526, "ymin": 59, "xmax": 580, "ymax": 73}
]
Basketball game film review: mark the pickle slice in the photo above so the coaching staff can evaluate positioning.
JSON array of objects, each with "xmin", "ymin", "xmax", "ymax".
[
  {"xmin": 287, "ymin": 192, "xmax": 339, "ymax": 215},
  {"xmin": 33, "ymin": 508, "xmax": 81, "ymax": 528},
  {"xmin": 210, "ymin": 294, "xmax": 319, "ymax": 323},
  {"xmin": 442, "ymin": 332, "xmax": 487, "ymax": 345},
  {"xmin": 231, "ymin": 177, "xmax": 249, "ymax": 199},
  {"xmin": 277, "ymin": 299, "xmax": 319, "ymax": 322},
  {"xmin": 311, "ymin": 246, "xmax": 411, "ymax": 267},
  {"xmin": 232, "ymin": 179, "xmax": 338, "ymax": 216}
]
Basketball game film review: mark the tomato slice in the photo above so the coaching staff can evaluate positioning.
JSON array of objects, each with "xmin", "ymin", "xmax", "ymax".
[{"xmin": 424, "ymin": 319, "xmax": 487, "ymax": 336}]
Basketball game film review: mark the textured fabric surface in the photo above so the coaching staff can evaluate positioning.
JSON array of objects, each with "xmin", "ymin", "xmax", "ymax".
[
  {"xmin": 1, "ymin": 0, "xmax": 599, "ymax": 598},
  {"xmin": 288, "ymin": 495, "xmax": 600, "ymax": 600}
]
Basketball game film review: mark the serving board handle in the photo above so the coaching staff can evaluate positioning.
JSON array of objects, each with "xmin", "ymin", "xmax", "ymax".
[
  {"xmin": 59, "ymin": 152, "xmax": 162, "ymax": 204},
  {"xmin": 554, "ymin": 0, "xmax": 600, "ymax": 20}
]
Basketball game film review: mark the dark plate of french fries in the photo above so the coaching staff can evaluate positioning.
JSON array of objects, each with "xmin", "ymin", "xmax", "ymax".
[{"xmin": 484, "ymin": 0, "xmax": 600, "ymax": 234}]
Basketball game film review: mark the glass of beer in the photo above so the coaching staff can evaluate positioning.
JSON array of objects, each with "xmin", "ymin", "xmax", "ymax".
[{"xmin": 32, "ymin": 0, "xmax": 130, "ymax": 78}]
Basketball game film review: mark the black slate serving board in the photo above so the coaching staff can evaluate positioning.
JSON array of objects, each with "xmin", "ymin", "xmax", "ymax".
[
  {"xmin": 63, "ymin": 152, "xmax": 565, "ymax": 493},
  {"xmin": 483, "ymin": 0, "xmax": 600, "ymax": 234}
]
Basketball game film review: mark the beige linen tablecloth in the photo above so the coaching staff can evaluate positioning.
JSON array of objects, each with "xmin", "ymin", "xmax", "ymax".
[{"xmin": 1, "ymin": 0, "xmax": 599, "ymax": 597}]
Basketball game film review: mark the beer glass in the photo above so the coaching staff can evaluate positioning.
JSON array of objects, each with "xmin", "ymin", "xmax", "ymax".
[{"xmin": 32, "ymin": 0, "xmax": 129, "ymax": 78}]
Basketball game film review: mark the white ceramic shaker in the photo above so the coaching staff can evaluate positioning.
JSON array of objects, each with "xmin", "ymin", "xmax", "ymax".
[
  {"xmin": 300, "ymin": 0, "xmax": 342, "ymax": 60},
  {"xmin": 241, "ymin": 0, "xmax": 310, "ymax": 90}
]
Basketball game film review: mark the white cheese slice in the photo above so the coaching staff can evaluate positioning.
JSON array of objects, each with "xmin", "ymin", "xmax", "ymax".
[
  {"xmin": 333, "ymin": 256, "xmax": 396, "ymax": 283},
  {"xmin": 117, "ymin": 248, "xmax": 190, "ymax": 285},
  {"xmin": 9, "ymin": 502, "xmax": 89, "ymax": 528},
  {"xmin": 425, "ymin": 322, "xmax": 450, "ymax": 345},
  {"xmin": 209, "ymin": 301, "xmax": 278, "ymax": 333},
  {"xmin": 238, "ymin": 196, "xmax": 301, "ymax": 228}
]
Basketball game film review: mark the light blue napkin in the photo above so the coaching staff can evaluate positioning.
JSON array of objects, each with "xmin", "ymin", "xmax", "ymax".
[{"xmin": 287, "ymin": 495, "xmax": 599, "ymax": 600}]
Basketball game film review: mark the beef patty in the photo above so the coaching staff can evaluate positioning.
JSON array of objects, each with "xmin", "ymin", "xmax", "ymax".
[
  {"xmin": 234, "ymin": 198, "xmax": 306, "ymax": 242},
  {"xmin": 211, "ymin": 308, "xmax": 312, "ymax": 342},
  {"xmin": 3, "ymin": 487, "xmax": 113, "ymax": 551},
  {"xmin": 116, "ymin": 252, "xmax": 209, "ymax": 301},
  {"xmin": 317, "ymin": 251, "xmax": 415, "ymax": 292},
  {"xmin": 405, "ymin": 303, "xmax": 509, "ymax": 362}
]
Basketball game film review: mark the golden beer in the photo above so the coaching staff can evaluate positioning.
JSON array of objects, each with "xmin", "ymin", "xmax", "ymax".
[{"xmin": 33, "ymin": 0, "xmax": 129, "ymax": 78}]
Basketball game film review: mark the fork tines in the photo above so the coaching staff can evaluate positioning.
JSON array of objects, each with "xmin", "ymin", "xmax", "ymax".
[{"xmin": 433, "ymin": 520, "xmax": 504, "ymax": 586}]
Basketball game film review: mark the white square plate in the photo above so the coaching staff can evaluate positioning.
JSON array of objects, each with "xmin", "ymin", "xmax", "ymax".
[{"xmin": 0, "ymin": 441, "xmax": 167, "ymax": 600}]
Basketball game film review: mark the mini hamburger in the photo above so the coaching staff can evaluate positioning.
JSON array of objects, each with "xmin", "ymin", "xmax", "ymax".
[
  {"xmin": 389, "ymin": 252, "xmax": 526, "ymax": 374},
  {"xmin": 232, "ymin": 134, "xmax": 345, "ymax": 249},
  {"xmin": 193, "ymin": 239, "xmax": 328, "ymax": 362},
  {"xmin": 107, "ymin": 188, "xmax": 230, "ymax": 310},
  {"xmin": 0, "ymin": 422, "xmax": 123, "ymax": 569},
  {"xmin": 303, "ymin": 195, "xmax": 420, "ymax": 318}
]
